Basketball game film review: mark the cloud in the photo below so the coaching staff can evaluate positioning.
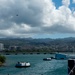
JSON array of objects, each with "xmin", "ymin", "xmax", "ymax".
[
  {"xmin": 0, "ymin": 0, "xmax": 75, "ymax": 38},
  {"xmin": 62, "ymin": 0, "xmax": 70, "ymax": 7},
  {"xmin": 73, "ymin": 0, "xmax": 75, "ymax": 3}
]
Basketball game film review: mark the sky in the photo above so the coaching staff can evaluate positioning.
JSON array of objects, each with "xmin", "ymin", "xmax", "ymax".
[{"xmin": 0, "ymin": 0, "xmax": 75, "ymax": 38}]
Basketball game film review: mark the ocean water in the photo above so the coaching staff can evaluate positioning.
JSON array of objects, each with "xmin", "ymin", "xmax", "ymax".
[{"xmin": 0, "ymin": 54, "xmax": 67, "ymax": 75}]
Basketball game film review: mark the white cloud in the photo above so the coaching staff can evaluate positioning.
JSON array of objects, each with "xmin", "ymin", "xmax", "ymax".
[
  {"xmin": 73, "ymin": 0, "xmax": 75, "ymax": 3},
  {"xmin": 62, "ymin": 0, "xmax": 70, "ymax": 7},
  {"xmin": 73, "ymin": 11, "xmax": 75, "ymax": 17},
  {"xmin": 0, "ymin": 0, "xmax": 75, "ymax": 38}
]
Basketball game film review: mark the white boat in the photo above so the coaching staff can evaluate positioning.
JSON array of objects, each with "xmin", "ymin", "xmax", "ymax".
[
  {"xmin": 15, "ymin": 62, "xmax": 30, "ymax": 68},
  {"xmin": 43, "ymin": 58, "xmax": 51, "ymax": 61}
]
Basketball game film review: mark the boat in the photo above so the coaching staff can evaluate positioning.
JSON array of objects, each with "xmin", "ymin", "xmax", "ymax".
[
  {"xmin": 43, "ymin": 58, "xmax": 51, "ymax": 61},
  {"xmin": 55, "ymin": 53, "xmax": 75, "ymax": 60},
  {"xmin": 55, "ymin": 53, "xmax": 68, "ymax": 60},
  {"xmin": 15, "ymin": 62, "xmax": 30, "ymax": 68}
]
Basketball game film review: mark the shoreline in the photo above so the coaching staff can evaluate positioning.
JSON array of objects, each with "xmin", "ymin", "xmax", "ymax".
[
  {"xmin": 0, "ymin": 62, "xmax": 4, "ymax": 66},
  {"xmin": 0, "ymin": 52, "xmax": 73, "ymax": 55}
]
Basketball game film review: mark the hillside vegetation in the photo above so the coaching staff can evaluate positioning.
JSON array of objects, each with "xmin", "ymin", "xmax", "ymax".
[{"xmin": 0, "ymin": 37, "xmax": 75, "ymax": 52}]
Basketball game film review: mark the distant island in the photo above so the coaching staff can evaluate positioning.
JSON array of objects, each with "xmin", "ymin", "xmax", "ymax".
[{"xmin": 0, "ymin": 37, "xmax": 75, "ymax": 54}]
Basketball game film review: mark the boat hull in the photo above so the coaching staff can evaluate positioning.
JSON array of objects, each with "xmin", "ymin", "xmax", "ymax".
[
  {"xmin": 15, "ymin": 65, "xmax": 30, "ymax": 68},
  {"xmin": 43, "ymin": 58, "xmax": 51, "ymax": 61},
  {"xmin": 15, "ymin": 62, "xmax": 30, "ymax": 68}
]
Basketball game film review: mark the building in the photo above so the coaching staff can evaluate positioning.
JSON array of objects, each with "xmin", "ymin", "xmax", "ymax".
[
  {"xmin": 0, "ymin": 43, "xmax": 4, "ymax": 51},
  {"xmin": 9, "ymin": 46, "xmax": 21, "ymax": 51},
  {"xmin": 9, "ymin": 46, "xmax": 16, "ymax": 51},
  {"xmin": 16, "ymin": 46, "xmax": 21, "ymax": 51}
]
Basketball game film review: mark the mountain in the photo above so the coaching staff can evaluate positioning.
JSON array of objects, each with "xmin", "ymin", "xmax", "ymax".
[{"xmin": 0, "ymin": 37, "xmax": 75, "ymax": 52}]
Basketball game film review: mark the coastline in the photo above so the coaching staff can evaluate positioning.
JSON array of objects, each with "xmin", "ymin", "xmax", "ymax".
[{"xmin": 0, "ymin": 62, "xmax": 4, "ymax": 66}]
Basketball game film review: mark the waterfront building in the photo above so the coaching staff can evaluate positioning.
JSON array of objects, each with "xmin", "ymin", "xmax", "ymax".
[
  {"xmin": 0, "ymin": 43, "xmax": 4, "ymax": 51},
  {"xmin": 9, "ymin": 46, "xmax": 21, "ymax": 51}
]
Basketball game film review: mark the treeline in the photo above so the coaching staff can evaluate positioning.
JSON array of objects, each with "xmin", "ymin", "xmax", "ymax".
[{"xmin": 0, "ymin": 37, "xmax": 75, "ymax": 52}]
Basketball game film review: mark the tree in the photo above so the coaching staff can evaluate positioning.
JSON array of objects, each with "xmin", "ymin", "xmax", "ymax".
[{"xmin": 0, "ymin": 55, "xmax": 6, "ymax": 63}]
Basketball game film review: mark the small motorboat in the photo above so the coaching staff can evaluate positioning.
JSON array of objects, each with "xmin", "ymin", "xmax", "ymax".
[
  {"xmin": 15, "ymin": 62, "xmax": 30, "ymax": 68},
  {"xmin": 43, "ymin": 58, "xmax": 51, "ymax": 61}
]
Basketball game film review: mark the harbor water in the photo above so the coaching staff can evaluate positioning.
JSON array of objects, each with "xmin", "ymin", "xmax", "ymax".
[{"xmin": 0, "ymin": 54, "xmax": 67, "ymax": 75}]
